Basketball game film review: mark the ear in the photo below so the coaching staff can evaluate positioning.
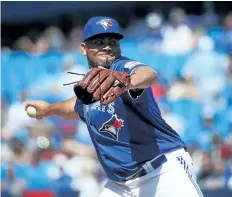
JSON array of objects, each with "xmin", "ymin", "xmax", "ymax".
[{"xmin": 80, "ymin": 43, "xmax": 87, "ymax": 56}]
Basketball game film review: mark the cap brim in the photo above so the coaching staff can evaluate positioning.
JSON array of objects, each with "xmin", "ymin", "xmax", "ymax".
[{"xmin": 84, "ymin": 32, "xmax": 123, "ymax": 41}]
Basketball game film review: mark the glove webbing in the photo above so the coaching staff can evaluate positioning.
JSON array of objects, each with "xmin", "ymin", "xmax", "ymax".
[{"xmin": 63, "ymin": 71, "xmax": 132, "ymax": 103}]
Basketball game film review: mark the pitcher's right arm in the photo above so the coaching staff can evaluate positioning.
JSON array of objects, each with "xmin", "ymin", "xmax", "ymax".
[{"xmin": 25, "ymin": 96, "xmax": 79, "ymax": 120}]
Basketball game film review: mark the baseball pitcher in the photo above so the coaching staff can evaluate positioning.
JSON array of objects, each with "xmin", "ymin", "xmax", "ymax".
[{"xmin": 25, "ymin": 17, "xmax": 204, "ymax": 197}]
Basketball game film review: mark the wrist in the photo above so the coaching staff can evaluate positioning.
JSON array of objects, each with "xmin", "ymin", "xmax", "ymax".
[{"xmin": 46, "ymin": 102, "xmax": 58, "ymax": 116}]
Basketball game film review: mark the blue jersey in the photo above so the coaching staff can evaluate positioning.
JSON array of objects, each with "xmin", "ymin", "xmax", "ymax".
[{"xmin": 74, "ymin": 56, "xmax": 186, "ymax": 182}]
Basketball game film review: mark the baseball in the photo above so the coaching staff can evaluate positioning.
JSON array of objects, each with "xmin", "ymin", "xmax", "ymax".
[
  {"xmin": 26, "ymin": 106, "xmax": 37, "ymax": 118},
  {"xmin": 37, "ymin": 136, "xmax": 50, "ymax": 149}
]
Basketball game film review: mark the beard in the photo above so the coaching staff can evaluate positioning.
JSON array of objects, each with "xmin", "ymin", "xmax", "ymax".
[{"xmin": 87, "ymin": 56, "xmax": 115, "ymax": 69}]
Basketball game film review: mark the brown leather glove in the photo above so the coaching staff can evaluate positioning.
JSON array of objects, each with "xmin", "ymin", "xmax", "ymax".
[{"xmin": 74, "ymin": 68, "xmax": 131, "ymax": 105}]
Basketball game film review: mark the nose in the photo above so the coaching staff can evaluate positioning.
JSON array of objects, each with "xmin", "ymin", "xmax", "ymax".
[{"xmin": 102, "ymin": 46, "xmax": 112, "ymax": 53}]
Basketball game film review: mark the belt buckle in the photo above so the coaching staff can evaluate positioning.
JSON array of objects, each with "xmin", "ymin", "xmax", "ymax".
[
  {"xmin": 124, "ymin": 154, "xmax": 168, "ymax": 181},
  {"xmin": 142, "ymin": 154, "xmax": 167, "ymax": 174}
]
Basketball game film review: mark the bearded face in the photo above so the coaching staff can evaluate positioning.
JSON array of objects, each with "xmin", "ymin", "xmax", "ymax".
[{"xmin": 81, "ymin": 34, "xmax": 121, "ymax": 69}]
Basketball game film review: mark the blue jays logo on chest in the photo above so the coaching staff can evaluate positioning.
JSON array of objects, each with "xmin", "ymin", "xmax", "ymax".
[
  {"xmin": 99, "ymin": 114, "xmax": 124, "ymax": 140},
  {"xmin": 96, "ymin": 19, "xmax": 113, "ymax": 30}
]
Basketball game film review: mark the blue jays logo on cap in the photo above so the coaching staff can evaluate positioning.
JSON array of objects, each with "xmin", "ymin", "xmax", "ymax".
[
  {"xmin": 96, "ymin": 19, "xmax": 113, "ymax": 30},
  {"xmin": 83, "ymin": 16, "xmax": 124, "ymax": 41}
]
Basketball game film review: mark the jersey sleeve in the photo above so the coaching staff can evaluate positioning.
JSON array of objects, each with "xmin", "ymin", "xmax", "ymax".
[
  {"xmin": 112, "ymin": 59, "xmax": 148, "ymax": 98},
  {"xmin": 113, "ymin": 59, "xmax": 147, "ymax": 74}
]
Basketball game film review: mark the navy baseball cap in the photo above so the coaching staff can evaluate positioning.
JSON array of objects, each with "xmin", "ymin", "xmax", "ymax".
[{"xmin": 83, "ymin": 16, "xmax": 124, "ymax": 41}]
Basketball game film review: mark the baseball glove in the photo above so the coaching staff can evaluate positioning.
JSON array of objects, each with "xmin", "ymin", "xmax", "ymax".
[{"xmin": 65, "ymin": 68, "xmax": 131, "ymax": 105}]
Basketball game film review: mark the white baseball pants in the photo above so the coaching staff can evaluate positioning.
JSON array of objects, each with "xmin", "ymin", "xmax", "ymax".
[{"xmin": 99, "ymin": 148, "xmax": 204, "ymax": 197}]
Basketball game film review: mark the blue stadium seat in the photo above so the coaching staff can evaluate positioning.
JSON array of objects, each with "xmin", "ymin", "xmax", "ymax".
[
  {"xmin": 3, "ymin": 56, "xmax": 24, "ymax": 103},
  {"xmin": 26, "ymin": 165, "xmax": 53, "ymax": 190},
  {"xmin": 214, "ymin": 109, "xmax": 231, "ymax": 139},
  {"xmin": 1, "ymin": 165, "xmax": 7, "ymax": 181}
]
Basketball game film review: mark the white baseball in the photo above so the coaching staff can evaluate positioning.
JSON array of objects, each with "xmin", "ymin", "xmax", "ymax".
[
  {"xmin": 37, "ymin": 136, "xmax": 50, "ymax": 149},
  {"xmin": 26, "ymin": 106, "xmax": 37, "ymax": 118}
]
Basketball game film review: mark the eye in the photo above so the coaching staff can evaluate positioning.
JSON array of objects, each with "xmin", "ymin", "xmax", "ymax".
[
  {"xmin": 94, "ymin": 40, "xmax": 103, "ymax": 45},
  {"xmin": 109, "ymin": 40, "xmax": 117, "ymax": 46}
]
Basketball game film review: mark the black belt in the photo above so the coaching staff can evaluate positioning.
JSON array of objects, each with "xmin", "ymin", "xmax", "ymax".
[
  {"xmin": 123, "ymin": 147, "xmax": 188, "ymax": 182},
  {"xmin": 123, "ymin": 154, "xmax": 168, "ymax": 181}
]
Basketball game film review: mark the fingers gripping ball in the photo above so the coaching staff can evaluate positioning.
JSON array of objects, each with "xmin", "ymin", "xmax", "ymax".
[
  {"xmin": 26, "ymin": 106, "xmax": 37, "ymax": 118},
  {"xmin": 74, "ymin": 68, "xmax": 131, "ymax": 105}
]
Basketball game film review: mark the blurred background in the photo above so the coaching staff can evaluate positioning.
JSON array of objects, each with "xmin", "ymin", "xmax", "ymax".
[{"xmin": 1, "ymin": 1, "xmax": 232, "ymax": 197}]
